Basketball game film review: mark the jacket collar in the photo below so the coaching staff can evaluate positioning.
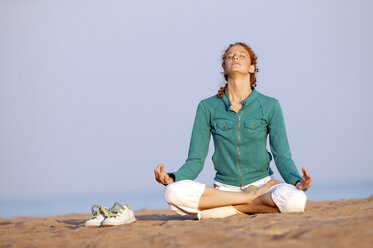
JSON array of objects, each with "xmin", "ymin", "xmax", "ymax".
[{"xmin": 221, "ymin": 85, "xmax": 258, "ymax": 112}]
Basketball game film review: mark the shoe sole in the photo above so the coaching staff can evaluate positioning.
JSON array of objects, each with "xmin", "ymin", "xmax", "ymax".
[
  {"xmin": 85, "ymin": 220, "xmax": 105, "ymax": 228},
  {"xmin": 102, "ymin": 216, "xmax": 137, "ymax": 227},
  {"xmin": 85, "ymin": 223, "xmax": 102, "ymax": 228}
]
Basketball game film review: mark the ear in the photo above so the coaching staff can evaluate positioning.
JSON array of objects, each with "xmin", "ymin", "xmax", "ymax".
[{"xmin": 249, "ymin": 65, "xmax": 255, "ymax": 73}]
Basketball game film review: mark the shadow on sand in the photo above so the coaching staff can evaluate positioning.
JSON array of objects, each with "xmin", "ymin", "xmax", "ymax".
[
  {"xmin": 55, "ymin": 213, "xmax": 196, "ymax": 230},
  {"xmin": 135, "ymin": 214, "xmax": 196, "ymax": 221}
]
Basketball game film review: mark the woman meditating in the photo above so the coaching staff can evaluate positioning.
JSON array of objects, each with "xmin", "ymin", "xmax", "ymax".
[{"xmin": 154, "ymin": 42, "xmax": 312, "ymax": 220}]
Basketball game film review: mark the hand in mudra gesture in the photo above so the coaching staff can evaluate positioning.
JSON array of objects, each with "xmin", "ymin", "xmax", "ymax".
[
  {"xmin": 295, "ymin": 167, "xmax": 312, "ymax": 190},
  {"xmin": 154, "ymin": 163, "xmax": 174, "ymax": 185}
]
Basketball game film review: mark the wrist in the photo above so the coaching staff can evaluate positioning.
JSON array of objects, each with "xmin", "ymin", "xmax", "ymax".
[
  {"xmin": 168, "ymin": 173, "xmax": 176, "ymax": 182},
  {"xmin": 162, "ymin": 173, "xmax": 175, "ymax": 186}
]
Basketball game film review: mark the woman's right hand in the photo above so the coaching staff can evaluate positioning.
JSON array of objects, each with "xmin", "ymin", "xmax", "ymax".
[{"xmin": 154, "ymin": 163, "xmax": 174, "ymax": 185}]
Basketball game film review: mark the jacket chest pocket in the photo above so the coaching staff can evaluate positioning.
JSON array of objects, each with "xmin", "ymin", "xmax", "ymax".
[
  {"xmin": 212, "ymin": 120, "xmax": 234, "ymax": 138},
  {"xmin": 244, "ymin": 119, "xmax": 267, "ymax": 139}
]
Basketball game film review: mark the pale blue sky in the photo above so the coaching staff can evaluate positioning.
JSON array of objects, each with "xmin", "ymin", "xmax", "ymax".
[{"xmin": 1, "ymin": 0, "xmax": 372, "ymax": 200}]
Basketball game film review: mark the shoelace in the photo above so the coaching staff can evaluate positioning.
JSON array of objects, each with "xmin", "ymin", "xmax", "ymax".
[
  {"xmin": 100, "ymin": 206, "xmax": 110, "ymax": 217},
  {"xmin": 89, "ymin": 205, "xmax": 102, "ymax": 219},
  {"xmin": 108, "ymin": 202, "xmax": 126, "ymax": 218},
  {"xmin": 89, "ymin": 204, "xmax": 110, "ymax": 219}
]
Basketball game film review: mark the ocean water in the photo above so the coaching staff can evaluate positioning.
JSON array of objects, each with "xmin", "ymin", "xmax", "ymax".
[
  {"xmin": 0, "ymin": 189, "xmax": 169, "ymax": 218},
  {"xmin": 0, "ymin": 181, "xmax": 372, "ymax": 218}
]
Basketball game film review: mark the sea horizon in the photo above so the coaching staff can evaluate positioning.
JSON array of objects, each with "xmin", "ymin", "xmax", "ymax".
[{"xmin": 1, "ymin": 180, "xmax": 372, "ymax": 218}]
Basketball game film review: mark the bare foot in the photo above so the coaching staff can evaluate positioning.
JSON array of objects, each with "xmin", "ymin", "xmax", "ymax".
[
  {"xmin": 258, "ymin": 179, "xmax": 283, "ymax": 194},
  {"xmin": 244, "ymin": 179, "xmax": 283, "ymax": 203},
  {"xmin": 244, "ymin": 185, "xmax": 258, "ymax": 192}
]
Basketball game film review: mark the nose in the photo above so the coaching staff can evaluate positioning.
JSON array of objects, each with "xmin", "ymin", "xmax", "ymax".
[{"xmin": 232, "ymin": 54, "xmax": 238, "ymax": 60}]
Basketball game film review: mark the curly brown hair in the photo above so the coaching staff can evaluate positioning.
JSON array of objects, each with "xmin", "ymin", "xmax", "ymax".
[{"xmin": 217, "ymin": 42, "xmax": 259, "ymax": 98}]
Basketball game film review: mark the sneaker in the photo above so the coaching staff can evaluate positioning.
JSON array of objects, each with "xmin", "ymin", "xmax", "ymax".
[
  {"xmin": 102, "ymin": 202, "xmax": 136, "ymax": 226},
  {"xmin": 84, "ymin": 204, "xmax": 110, "ymax": 228}
]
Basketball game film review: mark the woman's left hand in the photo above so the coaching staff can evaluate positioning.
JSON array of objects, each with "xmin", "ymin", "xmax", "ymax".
[{"xmin": 295, "ymin": 167, "xmax": 312, "ymax": 190}]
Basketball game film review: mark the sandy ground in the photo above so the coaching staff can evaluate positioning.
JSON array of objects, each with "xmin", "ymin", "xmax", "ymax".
[{"xmin": 1, "ymin": 196, "xmax": 372, "ymax": 248}]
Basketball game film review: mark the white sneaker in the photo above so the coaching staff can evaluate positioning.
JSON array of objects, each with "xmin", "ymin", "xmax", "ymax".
[
  {"xmin": 84, "ymin": 205, "xmax": 110, "ymax": 228},
  {"xmin": 102, "ymin": 202, "xmax": 136, "ymax": 226}
]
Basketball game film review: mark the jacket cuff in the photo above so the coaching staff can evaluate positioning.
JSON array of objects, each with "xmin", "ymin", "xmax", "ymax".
[
  {"xmin": 167, "ymin": 172, "xmax": 176, "ymax": 182},
  {"xmin": 287, "ymin": 174, "xmax": 301, "ymax": 186}
]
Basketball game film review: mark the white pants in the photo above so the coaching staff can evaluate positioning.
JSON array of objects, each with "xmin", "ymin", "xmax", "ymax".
[{"xmin": 164, "ymin": 176, "xmax": 307, "ymax": 220}]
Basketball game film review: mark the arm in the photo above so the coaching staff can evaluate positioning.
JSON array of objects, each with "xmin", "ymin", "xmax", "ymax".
[
  {"xmin": 268, "ymin": 100, "xmax": 302, "ymax": 186},
  {"xmin": 169, "ymin": 101, "xmax": 212, "ymax": 181}
]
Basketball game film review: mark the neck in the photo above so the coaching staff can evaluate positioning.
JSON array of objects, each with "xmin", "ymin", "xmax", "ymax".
[{"xmin": 227, "ymin": 74, "xmax": 253, "ymax": 103}]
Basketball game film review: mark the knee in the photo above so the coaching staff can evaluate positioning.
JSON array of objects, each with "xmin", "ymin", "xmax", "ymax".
[
  {"xmin": 271, "ymin": 184, "xmax": 307, "ymax": 213},
  {"xmin": 163, "ymin": 180, "xmax": 195, "ymax": 205},
  {"xmin": 283, "ymin": 189, "xmax": 307, "ymax": 213},
  {"xmin": 164, "ymin": 181, "xmax": 181, "ymax": 204}
]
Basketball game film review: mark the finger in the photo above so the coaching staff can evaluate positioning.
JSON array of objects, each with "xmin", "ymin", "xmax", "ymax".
[
  {"xmin": 304, "ymin": 176, "xmax": 311, "ymax": 187},
  {"xmin": 160, "ymin": 163, "xmax": 165, "ymax": 173},
  {"xmin": 159, "ymin": 163, "xmax": 170, "ymax": 183},
  {"xmin": 155, "ymin": 163, "xmax": 162, "ymax": 172},
  {"xmin": 302, "ymin": 168, "xmax": 306, "ymax": 178},
  {"xmin": 301, "ymin": 174, "xmax": 307, "ymax": 181},
  {"xmin": 303, "ymin": 168, "xmax": 311, "ymax": 178},
  {"xmin": 155, "ymin": 163, "xmax": 164, "ymax": 179},
  {"xmin": 161, "ymin": 174, "xmax": 168, "ymax": 184},
  {"xmin": 305, "ymin": 171, "xmax": 311, "ymax": 182},
  {"xmin": 154, "ymin": 164, "xmax": 163, "ymax": 182},
  {"xmin": 161, "ymin": 170, "xmax": 170, "ymax": 182},
  {"xmin": 154, "ymin": 169, "xmax": 160, "ymax": 182},
  {"xmin": 301, "ymin": 169, "xmax": 308, "ymax": 182}
]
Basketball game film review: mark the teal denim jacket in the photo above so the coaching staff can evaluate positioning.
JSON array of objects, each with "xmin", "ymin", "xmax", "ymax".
[{"xmin": 170, "ymin": 87, "xmax": 302, "ymax": 187}]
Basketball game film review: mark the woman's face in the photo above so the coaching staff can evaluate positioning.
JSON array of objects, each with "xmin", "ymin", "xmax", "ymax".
[{"xmin": 224, "ymin": 45, "xmax": 255, "ymax": 77}]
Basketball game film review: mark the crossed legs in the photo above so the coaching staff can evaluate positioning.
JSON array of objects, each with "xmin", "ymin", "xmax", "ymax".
[
  {"xmin": 233, "ymin": 192, "xmax": 280, "ymax": 214},
  {"xmin": 164, "ymin": 178, "xmax": 307, "ymax": 219},
  {"xmin": 197, "ymin": 179, "xmax": 282, "ymax": 212}
]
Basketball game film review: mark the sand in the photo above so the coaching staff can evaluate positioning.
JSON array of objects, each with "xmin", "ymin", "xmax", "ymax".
[{"xmin": 1, "ymin": 196, "xmax": 372, "ymax": 248}]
